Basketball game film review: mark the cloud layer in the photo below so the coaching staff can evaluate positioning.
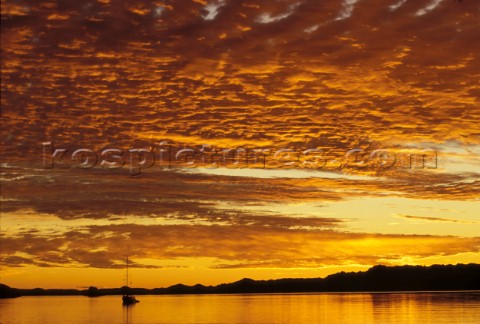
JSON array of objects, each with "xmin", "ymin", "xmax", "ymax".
[{"xmin": 1, "ymin": 0, "xmax": 479, "ymax": 285}]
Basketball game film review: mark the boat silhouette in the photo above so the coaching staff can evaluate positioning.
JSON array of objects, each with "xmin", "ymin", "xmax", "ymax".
[{"xmin": 122, "ymin": 257, "xmax": 139, "ymax": 305}]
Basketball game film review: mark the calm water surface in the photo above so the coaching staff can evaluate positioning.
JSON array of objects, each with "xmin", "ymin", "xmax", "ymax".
[{"xmin": 1, "ymin": 292, "xmax": 479, "ymax": 324}]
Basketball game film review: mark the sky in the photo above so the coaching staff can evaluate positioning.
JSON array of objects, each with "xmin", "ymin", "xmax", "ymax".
[{"xmin": 0, "ymin": 0, "xmax": 479, "ymax": 289}]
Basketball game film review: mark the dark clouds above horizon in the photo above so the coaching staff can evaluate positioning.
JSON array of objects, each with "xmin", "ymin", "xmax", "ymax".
[
  {"xmin": 1, "ymin": 165, "xmax": 479, "ymax": 270},
  {"xmin": 1, "ymin": 0, "xmax": 479, "ymax": 155}
]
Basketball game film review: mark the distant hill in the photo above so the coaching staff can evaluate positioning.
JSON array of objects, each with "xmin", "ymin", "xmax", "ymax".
[
  {"xmin": 0, "ymin": 284, "xmax": 22, "ymax": 298},
  {"xmin": 1, "ymin": 263, "xmax": 479, "ymax": 298}
]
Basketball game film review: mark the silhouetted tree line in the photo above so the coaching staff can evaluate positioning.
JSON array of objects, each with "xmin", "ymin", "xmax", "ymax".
[{"xmin": 1, "ymin": 264, "xmax": 479, "ymax": 298}]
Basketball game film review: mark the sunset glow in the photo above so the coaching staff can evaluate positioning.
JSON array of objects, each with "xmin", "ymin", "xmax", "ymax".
[{"xmin": 1, "ymin": 0, "xmax": 479, "ymax": 289}]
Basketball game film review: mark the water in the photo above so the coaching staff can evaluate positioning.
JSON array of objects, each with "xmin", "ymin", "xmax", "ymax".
[{"xmin": 1, "ymin": 292, "xmax": 479, "ymax": 324}]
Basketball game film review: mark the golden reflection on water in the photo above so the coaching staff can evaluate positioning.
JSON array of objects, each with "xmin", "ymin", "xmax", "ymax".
[{"xmin": 0, "ymin": 293, "xmax": 479, "ymax": 324}]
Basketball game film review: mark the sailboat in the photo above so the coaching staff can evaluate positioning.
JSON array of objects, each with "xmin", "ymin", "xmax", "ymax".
[{"xmin": 122, "ymin": 257, "xmax": 139, "ymax": 305}]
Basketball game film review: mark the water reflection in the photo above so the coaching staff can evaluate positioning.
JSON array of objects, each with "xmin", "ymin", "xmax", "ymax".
[
  {"xmin": 0, "ymin": 292, "xmax": 478, "ymax": 324},
  {"xmin": 123, "ymin": 303, "xmax": 134, "ymax": 324}
]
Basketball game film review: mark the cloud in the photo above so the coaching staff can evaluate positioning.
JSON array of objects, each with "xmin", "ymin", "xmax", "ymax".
[
  {"xmin": 389, "ymin": 0, "xmax": 408, "ymax": 11},
  {"xmin": 394, "ymin": 214, "xmax": 477, "ymax": 224},
  {"xmin": 304, "ymin": 24, "xmax": 319, "ymax": 33},
  {"xmin": 202, "ymin": 1, "xmax": 225, "ymax": 20},
  {"xmin": 153, "ymin": 6, "xmax": 165, "ymax": 17},
  {"xmin": 335, "ymin": 0, "xmax": 361, "ymax": 21},
  {"xmin": 2, "ymin": 223, "xmax": 479, "ymax": 269},
  {"xmin": 1, "ymin": 0, "xmax": 478, "ymax": 165},
  {"xmin": 256, "ymin": 2, "xmax": 301, "ymax": 24},
  {"xmin": 416, "ymin": 0, "xmax": 445, "ymax": 16}
]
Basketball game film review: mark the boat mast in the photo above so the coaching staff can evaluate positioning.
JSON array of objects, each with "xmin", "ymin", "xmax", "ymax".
[{"xmin": 126, "ymin": 256, "xmax": 129, "ymax": 288}]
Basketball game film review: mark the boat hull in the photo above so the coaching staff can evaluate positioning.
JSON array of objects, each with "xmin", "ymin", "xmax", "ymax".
[{"xmin": 122, "ymin": 295, "xmax": 139, "ymax": 305}]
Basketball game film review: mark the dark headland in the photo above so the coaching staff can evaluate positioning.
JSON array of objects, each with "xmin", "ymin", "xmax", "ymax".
[{"xmin": 2, "ymin": 264, "xmax": 479, "ymax": 298}]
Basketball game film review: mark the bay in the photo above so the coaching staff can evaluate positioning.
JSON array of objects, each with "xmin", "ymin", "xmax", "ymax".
[{"xmin": 1, "ymin": 292, "xmax": 479, "ymax": 324}]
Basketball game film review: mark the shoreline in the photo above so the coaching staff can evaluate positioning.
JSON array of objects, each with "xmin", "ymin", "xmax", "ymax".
[{"xmin": 2, "ymin": 264, "xmax": 479, "ymax": 298}]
